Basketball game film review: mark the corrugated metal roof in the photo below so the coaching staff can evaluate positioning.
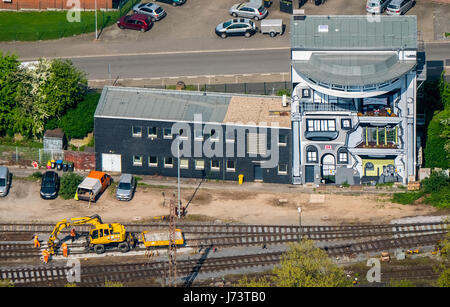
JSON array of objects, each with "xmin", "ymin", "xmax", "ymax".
[
  {"xmin": 292, "ymin": 52, "xmax": 416, "ymax": 86},
  {"xmin": 291, "ymin": 15, "xmax": 417, "ymax": 50},
  {"xmin": 95, "ymin": 87, "xmax": 232, "ymax": 123}
]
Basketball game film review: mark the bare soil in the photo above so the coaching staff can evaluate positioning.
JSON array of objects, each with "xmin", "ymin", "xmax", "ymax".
[{"xmin": 0, "ymin": 179, "xmax": 440, "ymax": 226}]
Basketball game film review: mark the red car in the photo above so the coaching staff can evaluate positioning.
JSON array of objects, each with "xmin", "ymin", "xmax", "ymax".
[{"xmin": 117, "ymin": 14, "xmax": 153, "ymax": 32}]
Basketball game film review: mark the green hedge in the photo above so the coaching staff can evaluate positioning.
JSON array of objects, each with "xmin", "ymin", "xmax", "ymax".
[{"xmin": 45, "ymin": 92, "xmax": 100, "ymax": 140}]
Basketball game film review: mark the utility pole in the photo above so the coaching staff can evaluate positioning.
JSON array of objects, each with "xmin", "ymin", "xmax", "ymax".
[
  {"xmin": 168, "ymin": 196, "xmax": 177, "ymax": 287},
  {"xmin": 297, "ymin": 207, "xmax": 302, "ymax": 242},
  {"xmin": 95, "ymin": 0, "xmax": 98, "ymax": 40},
  {"xmin": 177, "ymin": 137, "xmax": 181, "ymax": 218}
]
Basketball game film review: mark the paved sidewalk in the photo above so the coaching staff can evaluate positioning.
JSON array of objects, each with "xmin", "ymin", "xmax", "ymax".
[{"xmin": 7, "ymin": 165, "xmax": 404, "ymax": 195}]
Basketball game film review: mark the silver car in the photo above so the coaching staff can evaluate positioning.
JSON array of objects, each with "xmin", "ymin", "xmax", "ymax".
[
  {"xmin": 386, "ymin": 0, "xmax": 415, "ymax": 15},
  {"xmin": 229, "ymin": 2, "xmax": 268, "ymax": 21},
  {"xmin": 133, "ymin": 2, "xmax": 167, "ymax": 21},
  {"xmin": 366, "ymin": 0, "xmax": 391, "ymax": 14},
  {"xmin": 0, "ymin": 166, "xmax": 11, "ymax": 197},
  {"xmin": 116, "ymin": 174, "xmax": 136, "ymax": 201}
]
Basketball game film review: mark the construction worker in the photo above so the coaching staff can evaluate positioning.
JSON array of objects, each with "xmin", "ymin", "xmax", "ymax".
[
  {"xmin": 34, "ymin": 235, "xmax": 40, "ymax": 248},
  {"xmin": 62, "ymin": 242, "xmax": 68, "ymax": 257},
  {"xmin": 70, "ymin": 228, "xmax": 77, "ymax": 243},
  {"xmin": 42, "ymin": 249, "xmax": 49, "ymax": 264}
]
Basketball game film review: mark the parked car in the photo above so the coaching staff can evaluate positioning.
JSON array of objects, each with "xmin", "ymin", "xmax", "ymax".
[
  {"xmin": 40, "ymin": 171, "xmax": 60, "ymax": 200},
  {"xmin": 386, "ymin": 0, "xmax": 415, "ymax": 15},
  {"xmin": 0, "ymin": 166, "xmax": 11, "ymax": 197},
  {"xmin": 154, "ymin": 0, "xmax": 186, "ymax": 6},
  {"xmin": 117, "ymin": 14, "xmax": 154, "ymax": 32},
  {"xmin": 215, "ymin": 18, "xmax": 257, "ymax": 39},
  {"xmin": 366, "ymin": 0, "xmax": 391, "ymax": 14},
  {"xmin": 133, "ymin": 2, "xmax": 167, "ymax": 21},
  {"xmin": 229, "ymin": 2, "xmax": 268, "ymax": 21},
  {"xmin": 116, "ymin": 174, "xmax": 137, "ymax": 201}
]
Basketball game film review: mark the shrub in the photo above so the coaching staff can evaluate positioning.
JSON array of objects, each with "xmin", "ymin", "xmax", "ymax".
[
  {"xmin": 392, "ymin": 191, "xmax": 424, "ymax": 205},
  {"xmin": 59, "ymin": 172, "xmax": 83, "ymax": 200},
  {"xmin": 45, "ymin": 92, "xmax": 100, "ymax": 140},
  {"xmin": 421, "ymin": 171, "xmax": 450, "ymax": 193}
]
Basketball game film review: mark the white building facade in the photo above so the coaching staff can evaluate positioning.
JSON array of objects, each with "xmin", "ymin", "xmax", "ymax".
[{"xmin": 290, "ymin": 15, "xmax": 422, "ymax": 185}]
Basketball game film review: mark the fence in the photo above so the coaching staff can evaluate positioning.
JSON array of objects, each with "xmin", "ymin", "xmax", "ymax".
[
  {"xmin": 140, "ymin": 81, "xmax": 291, "ymax": 96},
  {"xmin": 0, "ymin": 145, "xmax": 96, "ymax": 171},
  {"xmin": 0, "ymin": 145, "xmax": 65, "ymax": 166},
  {"xmin": 0, "ymin": 0, "xmax": 139, "ymax": 41}
]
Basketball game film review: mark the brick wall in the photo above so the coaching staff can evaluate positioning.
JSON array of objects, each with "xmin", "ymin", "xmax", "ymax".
[
  {"xmin": 0, "ymin": 0, "xmax": 113, "ymax": 10},
  {"xmin": 64, "ymin": 151, "xmax": 95, "ymax": 171}
]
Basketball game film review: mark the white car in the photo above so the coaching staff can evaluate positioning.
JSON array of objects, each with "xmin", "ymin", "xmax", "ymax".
[{"xmin": 229, "ymin": 2, "xmax": 268, "ymax": 21}]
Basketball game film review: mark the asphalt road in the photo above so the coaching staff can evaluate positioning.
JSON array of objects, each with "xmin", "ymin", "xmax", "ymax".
[
  {"xmin": 72, "ymin": 47, "xmax": 291, "ymax": 80},
  {"xmin": 71, "ymin": 42, "xmax": 449, "ymax": 81}
]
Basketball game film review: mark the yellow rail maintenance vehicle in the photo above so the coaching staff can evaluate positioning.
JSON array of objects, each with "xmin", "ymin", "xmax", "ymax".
[
  {"xmin": 47, "ymin": 214, "xmax": 135, "ymax": 255},
  {"xmin": 140, "ymin": 229, "xmax": 184, "ymax": 249}
]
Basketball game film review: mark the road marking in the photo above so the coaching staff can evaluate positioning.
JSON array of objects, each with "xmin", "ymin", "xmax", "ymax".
[
  {"xmin": 19, "ymin": 46, "xmax": 290, "ymax": 61},
  {"xmin": 87, "ymin": 72, "xmax": 289, "ymax": 82}
]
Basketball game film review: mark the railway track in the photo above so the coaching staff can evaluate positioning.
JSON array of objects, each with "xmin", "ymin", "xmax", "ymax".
[
  {"xmin": 2, "ymin": 232, "xmax": 447, "ymax": 287},
  {"xmin": 0, "ymin": 221, "xmax": 447, "ymax": 237},
  {"xmin": 0, "ymin": 221, "xmax": 447, "ymax": 259}
]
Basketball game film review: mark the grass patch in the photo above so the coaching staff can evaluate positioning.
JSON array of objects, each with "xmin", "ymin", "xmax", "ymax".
[{"xmin": 0, "ymin": 1, "xmax": 138, "ymax": 42}]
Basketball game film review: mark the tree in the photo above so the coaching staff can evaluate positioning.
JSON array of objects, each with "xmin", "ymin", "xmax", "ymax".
[
  {"xmin": 236, "ymin": 239, "xmax": 352, "ymax": 287},
  {"xmin": 272, "ymin": 240, "xmax": 352, "ymax": 287},
  {"xmin": 0, "ymin": 52, "xmax": 20, "ymax": 136},
  {"xmin": 13, "ymin": 58, "xmax": 87, "ymax": 138}
]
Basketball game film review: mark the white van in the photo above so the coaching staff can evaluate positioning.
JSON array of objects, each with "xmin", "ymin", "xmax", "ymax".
[{"xmin": 366, "ymin": 0, "xmax": 391, "ymax": 14}]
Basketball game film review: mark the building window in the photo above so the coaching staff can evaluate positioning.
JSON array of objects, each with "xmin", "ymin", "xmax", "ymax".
[
  {"xmin": 148, "ymin": 127, "xmax": 157, "ymax": 138},
  {"xmin": 247, "ymin": 132, "xmax": 267, "ymax": 155},
  {"xmin": 337, "ymin": 148, "xmax": 348, "ymax": 164},
  {"xmin": 306, "ymin": 145, "xmax": 318, "ymax": 163},
  {"xmin": 164, "ymin": 157, "xmax": 173, "ymax": 168},
  {"xmin": 226, "ymin": 130, "xmax": 235, "ymax": 143},
  {"xmin": 163, "ymin": 128, "xmax": 172, "ymax": 139},
  {"xmin": 132, "ymin": 126, "xmax": 142, "ymax": 137},
  {"xmin": 341, "ymin": 119, "xmax": 352, "ymax": 130},
  {"xmin": 195, "ymin": 160, "xmax": 204, "ymax": 170},
  {"xmin": 306, "ymin": 119, "xmax": 336, "ymax": 132},
  {"xmin": 194, "ymin": 129, "xmax": 203, "ymax": 141},
  {"xmin": 226, "ymin": 160, "xmax": 235, "ymax": 172},
  {"xmin": 279, "ymin": 134, "xmax": 287, "ymax": 146},
  {"xmin": 133, "ymin": 155, "xmax": 143, "ymax": 166},
  {"xmin": 278, "ymin": 164, "xmax": 288, "ymax": 175},
  {"xmin": 211, "ymin": 159, "xmax": 220, "ymax": 171},
  {"xmin": 180, "ymin": 159, "xmax": 189, "ymax": 169},
  {"xmin": 149, "ymin": 156, "xmax": 158, "ymax": 167},
  {"xmin": 302, "ymin": 89, "xmax": 310, "ymax": 98}
]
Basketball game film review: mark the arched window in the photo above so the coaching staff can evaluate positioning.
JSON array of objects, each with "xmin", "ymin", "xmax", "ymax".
[{"xmin": 306, "ymin": 145, "xmax": 318, "ymax": 163}]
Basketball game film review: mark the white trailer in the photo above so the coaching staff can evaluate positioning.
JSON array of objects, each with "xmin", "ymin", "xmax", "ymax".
[{"xmin": 260, "ymin": 19, "xmax": 283, "ymax": 37}]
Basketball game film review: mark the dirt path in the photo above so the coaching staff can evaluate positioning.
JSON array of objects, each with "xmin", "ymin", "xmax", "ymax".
[{"xmin": 0, "ymin": 179, "xmax": 440, "ymax": 226}]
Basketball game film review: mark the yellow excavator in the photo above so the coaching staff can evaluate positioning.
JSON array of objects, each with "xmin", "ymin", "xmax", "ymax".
[{"xmin": 47, "ymin": 214, "xmax": 135, "ymax": 255}]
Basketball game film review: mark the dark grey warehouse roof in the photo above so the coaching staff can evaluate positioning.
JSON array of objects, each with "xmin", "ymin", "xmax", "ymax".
[
  {"xmin": 292, "ymin": 52, "xmax": 416, "ymax": 86},
  {"xmin": 95, "ymin": 87, "xmax": 232, "ymax": 123},
  {"xmin": 291, "ymin": 15, "xmax": 417, "ymax": 50}
]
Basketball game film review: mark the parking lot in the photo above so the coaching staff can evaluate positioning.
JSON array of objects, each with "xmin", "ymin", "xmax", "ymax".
[
  {"xmin": 98, "ymin": 0, "xmax": 443, "ymax": 47},
  {"xmin": 1, "ymin": 0, "xmax": 447, "ymax": 65}
]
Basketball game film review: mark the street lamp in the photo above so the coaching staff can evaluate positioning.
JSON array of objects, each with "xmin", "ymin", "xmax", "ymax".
[
  {"xmin": 297, "ymin": 207, "xmax": 302, "ymax": 242},
  {"xmin": 177, "ymin": 137, "xmax": 181, "ymax": 218}
]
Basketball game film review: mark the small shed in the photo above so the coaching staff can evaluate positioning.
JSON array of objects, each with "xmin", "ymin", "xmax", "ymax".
[{"xmin": 43, "ymin": 128, "xmax": 66, "ymax": 150}]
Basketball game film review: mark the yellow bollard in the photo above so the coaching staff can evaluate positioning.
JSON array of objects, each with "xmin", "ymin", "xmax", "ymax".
[{"xmin": 238, "ymin": 174, "xmax": 244, "ymax": 185}]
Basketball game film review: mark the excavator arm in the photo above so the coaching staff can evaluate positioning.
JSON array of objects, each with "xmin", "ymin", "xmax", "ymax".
[{"xmin": 47, "ymin": 214, "xmax": 103, "ymax": 254}]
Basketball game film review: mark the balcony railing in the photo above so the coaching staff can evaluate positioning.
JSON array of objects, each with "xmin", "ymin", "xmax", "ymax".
[{"xmin": 299, "ymin": 102, "xmax": 357, "ymax": 113}]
